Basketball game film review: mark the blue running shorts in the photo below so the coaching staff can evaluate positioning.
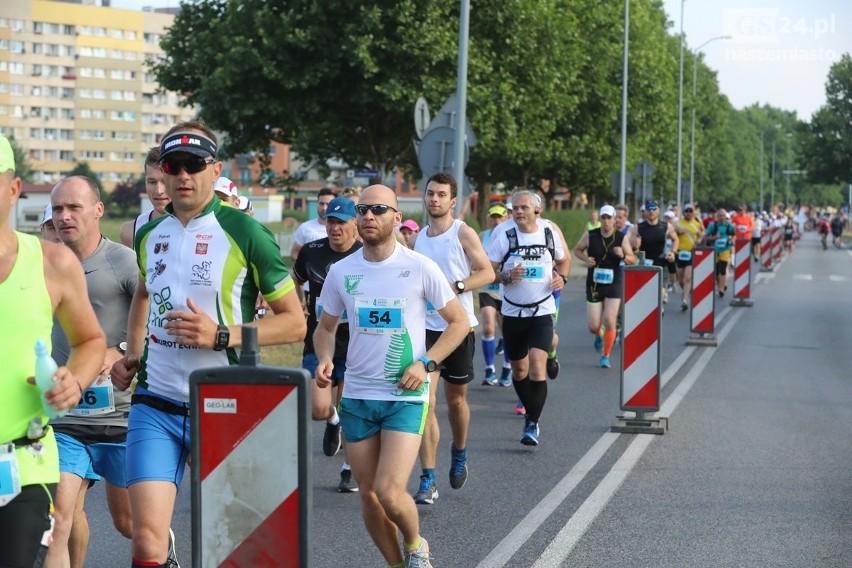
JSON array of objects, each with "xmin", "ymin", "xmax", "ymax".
[
  {"xmin": 126, "ymin": 388, "xmax": 190, "ymax": 487},
  {"xmin": 56, "ymin": 433, "xmax": 127, "ymax": 487},
  {"xmin": 338, "ymin": 398, "xmax": 428, "ymax": 443},
  {"xmin": 302, "ymin": 353, "xmax": 347, "ymax": 383}
]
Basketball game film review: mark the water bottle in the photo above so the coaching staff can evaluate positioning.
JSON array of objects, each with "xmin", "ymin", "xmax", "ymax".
[{"xmin": 34, "ymin": 339, "xmax": 66, "ymax": 418}]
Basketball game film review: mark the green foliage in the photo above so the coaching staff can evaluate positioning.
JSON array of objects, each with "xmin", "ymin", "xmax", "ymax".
[
  {"xmin": 8, "ymin": 137, "xmax": 33, "ymax": 182},
  {"xmin": 802, "ymin": 54, "xmax": 852, "ymax": 187},
  {"xmin": 111, "ymin": 177, "xmax": 145, "ymax": 215},
  {"xmin": 65, "ymin": 162, "xmax": 104, "ymax": 195}
]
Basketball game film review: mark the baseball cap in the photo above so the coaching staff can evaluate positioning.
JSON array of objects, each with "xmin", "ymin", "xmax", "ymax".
[
  {"xmin": 599, "ymin": 204, "xmax": 616, "ymax": 218},
  {"xmin": 236, "ymin": 195, "xmax": 252, "ymax": 212},
  {"xmin": 159, "ymin": 130, "xmax": 217, "ymax": 160},
  {"xmin": 400, "ymin": 219, "xmax": 420, "ymax": 232},
  {"xmin": 664, "ymin": 210, "xmax": 675, "ymax": 219},
  {"xmin": 41, "ymin": 203, "xmax": 53, "ymax": 226},
  {"xmin": 213, "ymin": 177, "xmax": 238, "ymax": 198},
  {"xmin": 325, "ymin": 197, "xmax": 357, "ymax": 221},
  {"xmin": 683, "ymin": 203, "xmax": 694, "ymax": 211},
  {"xmin": 0, "ymin": 135, "xmax": 15, "ymax": 173},
  {"xmin": 644, "ymin": 199, "xmax": 659, "ymax": 211},
  {"xmin": 488, "ymin": 204, "xmax": 508, "ymax": 217}
]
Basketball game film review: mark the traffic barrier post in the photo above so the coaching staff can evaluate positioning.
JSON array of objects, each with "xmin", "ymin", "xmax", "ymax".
[
  {"xmin": 730, "ymin": 238, "xmax": 754, "ymax": 307},
  {"xmin": 760, "ymin": 229, "xmax": 773, "ymax": 272},
  {"xmin": 686, "ymin": 247, "xmax": 717, "ymax": 346},
  {"xmin": 190, "ymin": 326, "xmax": 312, "ymax": 568},
  {"xmin": 612, "ymin": 263, "xmax": 668, "ymax": 435},
  {"xmin": 771, "ymin": 225, "xmax": 783, "ymax": 263}
]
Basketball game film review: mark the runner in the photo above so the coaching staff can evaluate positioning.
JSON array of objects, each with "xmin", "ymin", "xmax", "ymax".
[
  {"xmin": 629, "ymin": 199, "xmax": 678, "ymax": 306},
  {"xmin": 44, "ymin": 176, "xmax": 147, "ymax": 568},
  {"xmin": 119, "ymin": 147, "xmax": 169, "ymax": 249},
  {"xmin": 212, "ymin": 176, "xmax": 238, "ymax": 207},
  {"xmin": 704, "ymin": 208, "xmax": 736, "ymax": 297},
  {"xmin": 614, "ymin": 203, "xmax": 633, "ymax": 236},
  {"xmin": 662, "ymin": 209, "xmax": 678, "ymax": 297},
  {"xmin": 674, "ymin": 203, "xmax": 705, "ymax": 311},
  {"xmin": 479, "ymin": 204, "xmax": 511, "ymax": 387},
  {"xmin": 487, "ymin": 190, "xmax": 570, "ymax": 446},
  {"xmin": 315, "ymin": 184, "xmax": 469, "ymax": 568},
  {"xmin": 573, "ymin": 205, "xmax": 635, "ymax": 368},
  {"xmin": 292, "ymin": 196, "xmax": 362, "ymax": 493},
  {"xmin": 109, "ymin": 120, "xmax": 306, "ymax": 568},
  {"xmin": 398, "ymin": 219, "xmax": 420, "ymax": 250},
  {"xmin": 0, "ymin": 135, "xmax": 106, "ymax": 568},
  {"xmin": 290, "ymin": 187, "xmax": 336, "ymax": 261},
  {"xmin": 40, "ymin": 203, "xmax": 60, "ymax": 243},
  {"xmin": 413, "ymin": 172, "xmax": 494, "ymax": 505},
  {"xmin": 731, "ymin": 204, "xmax": 755, "ymax": 258}
]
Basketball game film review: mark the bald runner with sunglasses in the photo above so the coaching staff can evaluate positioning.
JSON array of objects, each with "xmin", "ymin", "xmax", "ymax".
[
  {"xmin": 315, "ymin": 185, "xmax": 469, "ymax": 568},
  {"xmin": 110, "ymin": 119, "xmax": 306, "ymax": 568}
]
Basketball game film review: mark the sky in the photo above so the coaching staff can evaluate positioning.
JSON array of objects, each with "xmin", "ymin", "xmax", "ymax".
[{"xmin": 113, "ymin": 0, "xmax": 852, "ymax": 122}]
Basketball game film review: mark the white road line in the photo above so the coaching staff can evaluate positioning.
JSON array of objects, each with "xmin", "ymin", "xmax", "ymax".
[
  {"xmin": 477, "ymin": 308, "xmax": 729, "ymax": 568},
  {"xmin": 829, "ymin": 275, "xmax": 847, "ymax": 282},
  {"xmin": 530, "ymin": 308, "xmax": 746, "ymax": 567},
  {"xmin": 793, "ymin": 274, "xmax": 813, "ymax": 280}
]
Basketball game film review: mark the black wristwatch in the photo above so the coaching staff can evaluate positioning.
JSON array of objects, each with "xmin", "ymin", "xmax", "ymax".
[
  {"xmin": 454, "ymin": 280, "xmax": 466, "ymax": 293},
  {"xmin": 418, "ymin": 356, "xmax": 439, "ymax": 373},
  {"xmin": 117, "ymin": 342, "xmax": 127, "ymax": 354},
  {"xmin": 213, "ymin": 324, "xmax": 230, "ymax": 351}
]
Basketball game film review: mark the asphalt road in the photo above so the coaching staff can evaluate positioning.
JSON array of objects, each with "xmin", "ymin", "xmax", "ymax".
[{"xmin": 81, "ymin": 232, "xmax": 852, "ymax": 567}]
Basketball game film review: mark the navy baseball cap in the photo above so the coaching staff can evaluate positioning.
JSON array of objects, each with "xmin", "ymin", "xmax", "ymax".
[
  {"xmin": 325, "ymin": 197, "xmax": 357, "ymax": 221},
  {"xmin": 644, "ymin": 199, "xmax": 659, "ymax": 211}
]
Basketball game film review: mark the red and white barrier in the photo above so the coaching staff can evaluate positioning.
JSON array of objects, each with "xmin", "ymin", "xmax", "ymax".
[
  {"xmin": 760, "ymin": 229, "xmax": 773, "ymax": 271},
  {"xmin": 620, "ymin": 265, "xmax": 662, "ymax": 412},
  {"xmin": 731, "ymin": 239, "xmax": 753, "ymax": 306},
  {"xmin": 686, "ymin": 247, "xmax": 717, "ymax": 346},
  {"xmin": 771, "ymin": 224, "xmax": 783, "ymax": 263}
]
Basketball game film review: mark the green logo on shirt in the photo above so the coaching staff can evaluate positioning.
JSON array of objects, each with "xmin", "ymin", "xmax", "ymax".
[{"xmin": 344, "ymin": 274, "xmax": 363, "ymax": 295}]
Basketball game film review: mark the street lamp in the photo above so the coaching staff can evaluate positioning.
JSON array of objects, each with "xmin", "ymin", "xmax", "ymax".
[
  {"xmin": 759, "ymin": 124, "xmax": 781, "ymax": 212},
  {"xmin": 618, "ymin": 0, "xmax": 630, "ymax": 205},
  {"xmin": 784, "ymin": 132, "xmax": 793, "ymax": 209},
  {"xmin": 687, "ymin": 35, "xmax": 729, "ymax": 207},
  {"xmin": 675, "ymin": 0, "xmax": 686, "ymax": 208}
]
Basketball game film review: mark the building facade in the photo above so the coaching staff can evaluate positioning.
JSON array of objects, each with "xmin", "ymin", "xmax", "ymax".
[{"xmin": 0, "ymin": 0, "xmax": 194, "ymax": 189}]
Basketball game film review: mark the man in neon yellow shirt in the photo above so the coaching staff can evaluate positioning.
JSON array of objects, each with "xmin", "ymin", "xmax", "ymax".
[
  {"xmin": 0, "ymin": 134, "xmax": 105, "ymax": 566},
  {"xmin": 674, "ymin": 203, "xmax": 705, "ymax": 311}
]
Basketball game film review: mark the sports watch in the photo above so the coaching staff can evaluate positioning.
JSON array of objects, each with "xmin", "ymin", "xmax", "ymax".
[
  {"xmin": 213, "ymin": 324, "xmax": 230, "ymax": 351},
  {"xmin": 418, "ymin": 355, "xmax": 439, "ymax": 373},
  {"xmin": 454, "ymin": 280, "xmax": 466, "ymax": 293}
]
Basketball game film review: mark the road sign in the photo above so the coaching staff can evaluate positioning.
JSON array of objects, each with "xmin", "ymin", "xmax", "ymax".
[
  {"xmin": 414, "ymin": 97, "xmax": 431, "ymax": 140},
  {"xmin": 425, "ymin": 94, "xmax": 477, "ymax": 147},
  {"xmin": 417, "ymin": 126, "xmax": 468, "ymax": 178},
  {"xmin": 354, "ymin": 169, "xmax": 379, "ymax": 178}
]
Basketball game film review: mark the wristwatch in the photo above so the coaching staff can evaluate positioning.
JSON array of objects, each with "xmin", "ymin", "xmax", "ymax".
[
  {"xmin": 117, "ymin": 342, "xmax": 127, "ymax": 354},
  {"xmin": 418, "ymin": 355, "xmax": 439, "ymax": 373},
  {"xmin": 454, "ymin": 280, "xmax": 466, "ymax": 293},
  {"xmin": 213, "ymin": 324, "xmax": 230, "ymax": 351}
]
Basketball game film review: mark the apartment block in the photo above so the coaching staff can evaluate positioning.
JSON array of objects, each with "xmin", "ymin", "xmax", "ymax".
[{"xmin": 0, "ymin": 0, "xmax": 194, "ymax": 189}]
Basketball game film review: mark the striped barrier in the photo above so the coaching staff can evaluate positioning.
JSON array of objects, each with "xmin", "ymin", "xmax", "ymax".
[
  {"xmin": 760, "ymin": 229, "xmax": 773, "ymax": 272},
  {"xmin": 771, "ymin": 224, "xmax": 783, "ymax": 263},
  {"xmin": 190, "ymin": 328, "xmax": 311, "ymax": 568},
  {"xmin": 731, "ymin": 238, "xmax": 754, "ymax": 307},
  {"xmin": 686, "ymin": 247, "xmax": 717, "ymax": 346},
  {"xmin": 612, "ymin": 264, "xmax": 667, "ymax": 434}
]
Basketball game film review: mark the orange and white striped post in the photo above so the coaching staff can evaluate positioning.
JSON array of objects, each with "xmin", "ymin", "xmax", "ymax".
[
  {"xmin": 686, "ymin": 247, "xmax": 717, "ymax": 346},
  {"xmin": 731, "ymin": 238, "xmax": 754, "ymax": 307},
  {"xmin": 760, "ymin": 229, "xmax": 773, "ymax": 272}
]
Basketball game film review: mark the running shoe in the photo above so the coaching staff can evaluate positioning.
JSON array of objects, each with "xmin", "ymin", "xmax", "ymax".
[
  {"xmin": 404, "ymin": 537, "xmax": 433, "ymax": 568},
  {"xmin": 496, "ymin": 337, "xmax": 504, "ymax": 355},
  {"xmin": 680, "ymin": 300, "xmax": 688, "ymax": 311},
  {"xmin": 165, "ymin": 528, "xmax": 180, "ymax": 568},
  {"xmin": 481, "ymin": 368, "xmax": 498, "ymax": 386},
  {"xmin": 498, "ymin": 368, "xmax": 512, "ymax": 387},
  {"xmin": 520, "ymin": 419, "xmax": 539, "ymax": 446},
  {"xmin": 600, "ymin": 355, "xmax": 611, "ymax": 369},
  {"xmin": 594, "ymin": 333, "xmax": 603, "ymax": 353},
  {"xmin": 338, "ymin": 468, "xmax": 359, "ymax": 493},
  {"xmin": 514, "ymin": 400, "xmax": 526, "ymax": 415},
  {"xmin": 718, "ymin": 289, "xmax": 725, "ymax": 298},
  {"xmin": 546, "ymin": 356, "xmax": 560, "ymax": 380},
  {"xmin": 322, "ymin": 421, "xmax": 342, "ymax": 457},
  {"xmin": 414, "ymin": 475, "xmax": 438, "ymax": 505},
  {"xmin": 449, "ymin": 445, "xmax": 468, "ymax": 489}
]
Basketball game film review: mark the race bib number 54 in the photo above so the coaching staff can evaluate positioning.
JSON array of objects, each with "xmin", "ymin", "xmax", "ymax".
[{"xmin": 355, "ymin": 298, "xmax": 406, "ymax": 335}]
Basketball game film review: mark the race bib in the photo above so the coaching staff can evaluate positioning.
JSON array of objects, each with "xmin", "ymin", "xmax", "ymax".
[
  {"xmin": 520, "ymin": 261, "xmax": 547, "ymax": 283},
  {"xmin": 677, "ymin": 250, "xmax": 692, "ymax": 262},
  {"xmin": 355, "ymin": 298, "xmax": 406, "ymax": 335},
  {"xmin": 425, "ymin": 301, "xmax": 438, "ymax": 317},
  {"xmin": 316, "ymin": 300, "xmax": 348, "ymax": 324},
  {"xmin": 642, "ymin": 259, "xmax": 654, "ymax": 267},
  {"xmin": 485, "ymin": 282, "xmax": 501, "ymax": 293},
  {"xmin": 738, "ymin": 224, "xmax": 747, "ymax": 233},
  {"xmin": 592, "ymin": 267, "xmax": 614, "ymax": 284},
  {"xmin": 0, "ymin": 444, "xmax": 21, "ymax": 507},
  {"xmin": 70, "ymin": 377, "xmax": 116, "ymax": 416},
  {"xmin": 713, "ymin": 237, "xmax": 728, "ymax": 251}
]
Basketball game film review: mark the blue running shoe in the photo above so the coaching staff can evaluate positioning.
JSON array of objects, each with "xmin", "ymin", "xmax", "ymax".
[
  {"xmin": 520, "ymin": 419, "xmax": 539, "ymax": 446},
  {"xmin": 414, "ymin": 474, "xmax": 438, "ymax": 505},
  {"xmin": 594, "ymin": 333, "xmax": 604, "ymax": 353},
  {"xmin": 600, "ymin": 355, "xmax": 611, "ymax": 368},
  {"xmin": 449, "ymin": 444, "xmax": 468, "ymax": 489},
  {"xmin": 481, "ymin": 368, "xmax": 498, "ymax": 386},
  {"xmin": 498, "ymin": 368, "xmax": 512, "ymax": 387}
]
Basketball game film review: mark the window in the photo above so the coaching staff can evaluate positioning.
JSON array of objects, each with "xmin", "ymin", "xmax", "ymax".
[
  {"xmin": 9, "ymin": 62, "xmax": 23, "ymax": 75},
  {"xmin": 31, "ymin": 64, "xmax": 42, "ymax": 77},
  {"xmin": 59, "ymin": 129, "xmax": 73, "ymax": 140},
  {"xmin": 30, "ymin": 128, "xmax": 43, "ymax": 139},
  {"xmin": 9, "ymin": 84, "xmax": 24, "ymax": 97},
  {"xmin": 10, "ymin": 41, "xmax": 24, "ymax": 54},
  {"xmin": 61, "ymin": 109, "xmax": 74, "ymax": 120},
  {"xmin": 124, "ymin": 30, "xmax": 137, "ymax": 40},
  {"xmin": 32, "ymin": 43, "xmax": 44, "ymax": 55},
  {"xmin": 79, "ymin": 67, "xmax": 93, "ymax": 77},
  {"xmin": 93, "ymin": 89, "xmax": 105, "ymax": 99},
  {"xmin": 44, "ymin": 128, "xmax": 57, "ymax": 140},
  {"xmin": 60, "ymin": 45, "xmax": 74, "ymax": 57},
  {"xmin": 111, "ymin": 90, "xmax": 122, "ymax": 100},
  {"xmin": 60, "ymin": 150, "xmax": 74, "ymax": 161},
  {"xmin": 111, "ymin": 49, "xmax": 123, "ymax": 60},
  {"xmin": 10, "ymin": 20, "xmax": 24, "ymax": 32},
  {"xmin": 94, "ymin": 68, "xmax": 105, "ymax": 78},
  {"xmin": 79, "ymin": 88, "xmax": 92, "ymax": 99}
]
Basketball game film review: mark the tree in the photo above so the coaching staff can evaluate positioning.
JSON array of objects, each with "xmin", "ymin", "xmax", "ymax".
[
  {"xmin": 8, "ymin": 137, "xmax": 34, "ymax": 182},
  {"xmin": 111, "ymin": 177, "xmax": 145, "ymax": 215},
  {"xmin": 803, "ymin": 53, "xmax": 852, "ymax": 186},
  {"xmin": 65, "ymin": 162, "xmax": 104, "ymax": 195}
]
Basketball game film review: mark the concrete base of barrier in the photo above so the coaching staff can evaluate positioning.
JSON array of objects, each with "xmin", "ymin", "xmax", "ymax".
[
  {"xmin": 686, "ymin": 334, "xmax": 718, "ymax": 347},
  {"xmin": 611, "ymin": 414, "xmax": 669, "ymax": 435},
  {"xmin": 730, "ymin": 298, "xmax": 754, "ymax": 307},
  {"xmin": 760, "ymin": 265, "xmax": 774, "ymax": 273}
]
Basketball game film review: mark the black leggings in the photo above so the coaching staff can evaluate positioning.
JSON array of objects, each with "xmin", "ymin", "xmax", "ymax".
[{"xmin": 0, "ymin": 484, "xmax": 55, "ymax": 568}]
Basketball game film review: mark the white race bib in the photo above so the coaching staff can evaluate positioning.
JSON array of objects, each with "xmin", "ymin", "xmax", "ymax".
[
  {"xmin": 677, "ymin": 250, "xmax": 692, "ymax": 262},
  {"xmin": 0, "ymin": 444, "xmax": 21, "ymax": 507},
  {"xmin": 592, "ymin": 267, "xmax": 614, "ymax": 284},
  {"xmin": 316, "ymin": 299, "xmax": 348, "ymax": 324},
  {"xmin": 520, "ymin": 261, "xmax": 547, "ymax": 283},
  {"xmin": 69, "ymin": 377, "xmax": 116, "ymax": 417},
  {"xmin": 355, "ymin": 298, "xmax": 406, "ymax": 335}
]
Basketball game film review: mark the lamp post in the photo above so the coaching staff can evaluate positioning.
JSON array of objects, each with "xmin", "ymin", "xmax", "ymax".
[
  {"xmin": 618, "ymin": 0, "xmax": 630, "ymax": 205},
  {"xmin": 784, "ymin": 132, "xmax": 793, "ymax": 209},
  {"xmin": 771, "ymin": 139, "xmax": 776, "ymax": 210},
  {"xmin": 759, "ymin": 124, "xmax": 781, "ymax": 212},
  {"xmin": 675, "ymin": 0, "xmax": 686, "ymax": 208},
  {"xmin": 687, "ymin": 35, "xmax": 729, "ymax": 207},
  {"xmin": 759, "ymin": 132, "xmax": 764, "ymax": 211}
]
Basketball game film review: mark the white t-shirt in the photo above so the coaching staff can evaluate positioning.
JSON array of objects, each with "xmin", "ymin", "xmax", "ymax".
[
  {"xmin": 486, "ymin": 219, "xmax": 565, "ymax": 317},
  {"xmin": 320, "ymin": 243, "xmax": 455, "ymax": 402},
  {"xmin": 293, "ymin": 218, "xmax": 327, "ymax": 247}
]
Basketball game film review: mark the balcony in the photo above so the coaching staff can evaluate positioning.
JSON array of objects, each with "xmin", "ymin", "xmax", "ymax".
[{"xmin": 61, "ymin": 74, "xmax": 76, "ymax": 80}]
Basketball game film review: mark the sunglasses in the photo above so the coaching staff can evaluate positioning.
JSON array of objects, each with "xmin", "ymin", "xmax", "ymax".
[
  {"xmin": 355, "ymin": 204, "xmax": 398, "ymax": 216},
  {"xmin": 160, "ymin": 155, "xmax": 216, "ymax": 176}
]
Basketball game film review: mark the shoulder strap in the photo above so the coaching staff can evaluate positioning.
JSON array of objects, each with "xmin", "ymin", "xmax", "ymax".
[
  {"xmin": 545, "ymin": 226, "xmax": 555, "ymax": 261},
  {"xmin": 501, "ymin": 228, "xmax": 519, "ymax": 266}
]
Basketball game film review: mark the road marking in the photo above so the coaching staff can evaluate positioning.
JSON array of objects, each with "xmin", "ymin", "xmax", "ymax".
[
  {"xmin": 793, "ymin": 274, "xmax": 812, "ymax": 280},
  {"xmin": 829, "ymin": 275, "xmax": 847, "ymax": 282},
  {"xmin": 529, "ymin": 307, "xmax": 746, "ymax": 567},
  {"xmin": 477, "ymin": 306, "xmax": 729, "ymax": 568}
]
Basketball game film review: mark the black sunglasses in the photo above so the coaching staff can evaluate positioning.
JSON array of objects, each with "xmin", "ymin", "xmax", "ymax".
[
  {"xmin": 160, "ymin": 155, "xmax": 215, "ymax": 176},
  {"xmin": 355, "ymin": 204, "xmax": 398, "ymax": 216}
]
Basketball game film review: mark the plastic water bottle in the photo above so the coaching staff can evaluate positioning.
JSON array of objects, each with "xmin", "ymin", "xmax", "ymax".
[{"xmin": 34, "ymin": 339, "xmax": 66, "ymax": 419}]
